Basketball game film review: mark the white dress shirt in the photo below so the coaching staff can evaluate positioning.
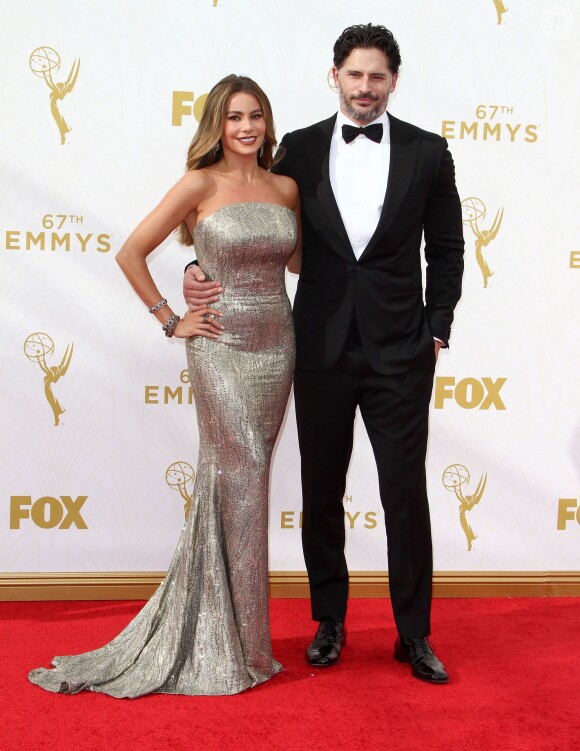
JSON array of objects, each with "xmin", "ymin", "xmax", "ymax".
[{"xmin": 329, "ymin": 110, "xmax": 390, "ymax": 260}]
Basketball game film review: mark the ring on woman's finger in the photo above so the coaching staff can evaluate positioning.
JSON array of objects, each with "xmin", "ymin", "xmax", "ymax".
[{"xmin": 202, "ymin": 313, "xmax": 213, "ymax": 321}]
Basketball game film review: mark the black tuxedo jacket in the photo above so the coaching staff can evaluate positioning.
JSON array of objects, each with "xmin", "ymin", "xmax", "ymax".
[{"xmin": 275, "ymin": 113, "xmax": 464, "ymax": 375}]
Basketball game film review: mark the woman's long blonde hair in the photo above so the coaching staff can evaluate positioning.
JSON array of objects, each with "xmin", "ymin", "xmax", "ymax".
[{"xmin": 178, "ymin": 74, "xmax": 282, "ymax": 246}]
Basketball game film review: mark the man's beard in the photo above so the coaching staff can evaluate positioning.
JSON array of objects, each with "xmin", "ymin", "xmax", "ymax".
[{"xmin": 339, "ymin": 86, "xmax": 388, "ymax": 123}]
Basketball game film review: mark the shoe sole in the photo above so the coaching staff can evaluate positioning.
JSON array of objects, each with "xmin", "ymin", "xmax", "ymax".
[{"xmin": 305, "ymin": 656, "xmax": 341, "ymax": 667}]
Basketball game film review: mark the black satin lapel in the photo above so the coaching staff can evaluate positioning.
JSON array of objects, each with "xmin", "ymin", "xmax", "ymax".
[
  {"xmin": 360, "ymin": 115, "xmax": 419, "ymax": 260},
  {"xmin": 306, "ymin": 119, "xmax": 354, "ymax": 261}
]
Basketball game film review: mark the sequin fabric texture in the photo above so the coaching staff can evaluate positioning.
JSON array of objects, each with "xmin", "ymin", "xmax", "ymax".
[{"xmin": 28, "ymin": 203, "xmax": 297, "ymax": 698}]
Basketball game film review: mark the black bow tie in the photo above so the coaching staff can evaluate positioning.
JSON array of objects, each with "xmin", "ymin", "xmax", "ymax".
[{"xmin": 342, "ymin": 122, "xmax": 383, "ymax": 144}]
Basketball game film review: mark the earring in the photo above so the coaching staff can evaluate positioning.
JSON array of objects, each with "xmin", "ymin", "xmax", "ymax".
[
  {"xmin": 259, "ymin": 142, "xmax": 265, "ymax": 158},
  {"xmin": 211, "ymin": 142, "xmax": 221, "ymax": 157}
]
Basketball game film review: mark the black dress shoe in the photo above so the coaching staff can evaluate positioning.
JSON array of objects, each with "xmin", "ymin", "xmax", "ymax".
[
  {"xmin": 305, "ymin": 619, "xmax": 346, "ymax": 667},
  {"xmin": 394, "ymin": 637, "xmax": 448, "ymax": 683}
]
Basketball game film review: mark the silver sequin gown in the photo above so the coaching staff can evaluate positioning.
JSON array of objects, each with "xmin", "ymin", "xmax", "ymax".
[{"xmin": 28, "ymin": 203, "xmax": 297, "ymax": 698}]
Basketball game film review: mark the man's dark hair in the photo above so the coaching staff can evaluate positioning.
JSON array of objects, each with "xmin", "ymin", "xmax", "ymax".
[{"xmin": 333, "ymin": 23, "xmax": 401, "ymax": 74}]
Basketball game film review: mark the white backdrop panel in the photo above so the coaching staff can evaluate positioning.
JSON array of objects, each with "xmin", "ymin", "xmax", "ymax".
[{"xmin": 0, "ymin": 0, "xmax": 579, "ymax": 574}]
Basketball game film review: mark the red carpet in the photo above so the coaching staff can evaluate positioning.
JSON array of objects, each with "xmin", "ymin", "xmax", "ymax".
[{"xmin": 1, "ymin": 598, "xmax": 578, "ymax": 750}]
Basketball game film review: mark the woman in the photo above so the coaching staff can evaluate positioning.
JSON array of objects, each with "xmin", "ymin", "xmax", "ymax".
[{"xmin": 28, "ymin": 74, "xmax": 301, "ymax": 698}]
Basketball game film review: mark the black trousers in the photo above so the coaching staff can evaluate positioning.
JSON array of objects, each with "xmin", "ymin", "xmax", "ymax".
[{"xmin": 294, "ymin": 323, "xmax": 436, "ymax": 638}]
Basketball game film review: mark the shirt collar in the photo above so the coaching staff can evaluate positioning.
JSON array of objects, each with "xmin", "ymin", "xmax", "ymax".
[{"xmin": 334, "ymin": 109, "xmax": 390, "ymax": 144}]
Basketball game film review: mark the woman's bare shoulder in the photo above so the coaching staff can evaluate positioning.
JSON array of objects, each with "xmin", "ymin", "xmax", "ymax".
[
  {"xmin": 269, "ymin": 172, "xmax": 299, "ymax": 206},
  {"xmin": 171, "ymin": 168, "xmax": 218, "ymax": 212},
  {"xmin": 180, "ymin": 167, "xmax": 215, "ymax": 193}
]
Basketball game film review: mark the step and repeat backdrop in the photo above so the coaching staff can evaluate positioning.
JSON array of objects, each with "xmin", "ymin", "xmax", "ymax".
[{"xmin": 0, "ymin": 0, "xmax": 579, "ymax": 577}]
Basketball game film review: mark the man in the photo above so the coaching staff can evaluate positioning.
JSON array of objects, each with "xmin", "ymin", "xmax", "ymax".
[{"xmin": 184, "ymin": 24, "xmax": 464, "ymax": 683}]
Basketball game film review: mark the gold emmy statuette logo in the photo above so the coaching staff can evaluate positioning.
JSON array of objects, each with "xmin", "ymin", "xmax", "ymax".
[
  {"xmin": 327, "ymin": 68, "xmax": 338, "ymax": 93},
  {"xmin": 166, "ymin": 461, "xmax": 195, "ymax": 518},
  {"xmin": 24, "ymin": 332, "xmax": 73, "ymax": 426},
  {"xmin": 462, "ymin": 197, "xmax": 504, "ymax": 288},
  {"xmin": 442, "ymin": 464, "xmax": 487, "ymax": 551},
  {"xmin": 29, "ymin": 47, "xmax": 80, "ymax": 145},
  {"xmin": 492, "ymin": 1, "xmax": 508, "ymax": 25}
]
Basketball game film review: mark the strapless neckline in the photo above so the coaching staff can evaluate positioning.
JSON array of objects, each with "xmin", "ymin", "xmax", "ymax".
[{"xmin": 194, "ymin": 202, "xmax": 295, "ymax": 233}]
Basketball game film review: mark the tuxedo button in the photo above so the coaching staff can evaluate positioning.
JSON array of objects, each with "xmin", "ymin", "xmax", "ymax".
[{"xmin": 354, "ymin": 264, "xmax": 364, "ymax": 272}]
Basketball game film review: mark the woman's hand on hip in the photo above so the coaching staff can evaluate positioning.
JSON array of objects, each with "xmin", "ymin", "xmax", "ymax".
[{"xmin": 174, "ymin": 308, "xmax": 224, "ymax": 339}]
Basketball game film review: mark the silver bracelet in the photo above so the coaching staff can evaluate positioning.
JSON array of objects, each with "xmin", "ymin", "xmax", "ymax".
[
  {"xmin": 162, "ymin": 314, "xmax": 181, "ymax": 338},
  {"xmin": 149, "ymin": 298, "xmax": 167, "ymax": 314}
]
